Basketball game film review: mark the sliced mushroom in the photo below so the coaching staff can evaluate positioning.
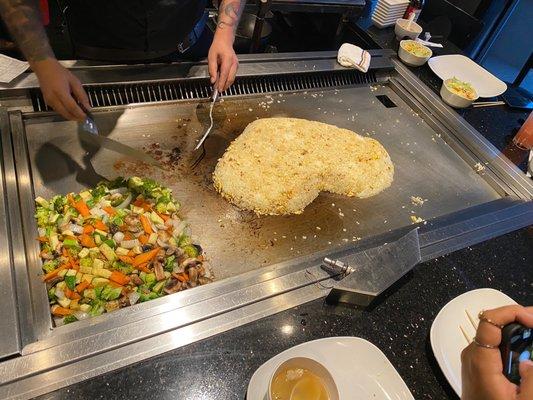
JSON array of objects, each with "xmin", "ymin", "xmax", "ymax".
[
  {"xmin": 181, "ymin": 258, "xmax": 200, "ymax": 269},
  {"xmin": 131, "ymin": 274, "xmax": 143, "ymax": 286},
  {"xmin": 164, "ymin": 278, "xmax": 183, "ymax": 294},
  {"xmin": 153, "ymin": 261, "xmax": 166, "ymax": 281},
  {"xmin": 119, "ymin": 295, "xmax": 130, "ymax": 308},
  {"xmin": 187, "ymin": 266, "xmax": 198, "ymax": 283}
]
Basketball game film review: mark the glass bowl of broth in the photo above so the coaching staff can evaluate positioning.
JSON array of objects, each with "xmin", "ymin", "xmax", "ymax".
[{"xmin": 268, "ymin": 357, "xmax": 339, "ymax": 400}]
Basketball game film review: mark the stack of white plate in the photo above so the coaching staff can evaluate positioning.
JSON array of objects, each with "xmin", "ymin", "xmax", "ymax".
[{"xmin": 372, "ymin": 0, "xmax": 409, "ymax": 28}]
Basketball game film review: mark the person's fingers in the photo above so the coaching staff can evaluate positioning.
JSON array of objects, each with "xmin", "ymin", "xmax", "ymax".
[
  {"xmin": 208, "ymin": 52, "xmax": 218, "ymax": 85},
  {"xmin": 58, "ymin": 92, "xmax": 86, "ymax": 121},
  {"xmin": 518, "ymin": 360, "xmax": 533, "ymax": 399},
  {"xmin": 47, "ymin": 98, "xmax": 78, "ymax": 121},
  {"xmin": 69, "ymin": 75, "xmax": 91, "ymax": 110},
  {"xmin": 217, "ymin": 55, "xmax": 232, "ymax": 92},
  {"xmin": 224, "ymin": 58, "xmax": 238, "ymax": 91},
  {"xmin": 476, "ymin": 305, "xmax": 533, "ymax": 347}
]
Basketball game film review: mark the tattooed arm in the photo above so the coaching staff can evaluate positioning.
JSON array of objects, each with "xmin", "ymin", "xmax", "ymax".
[
  {"xmin": 207, "ymin": 0, "xmax": 244, "ymax": 91},
  {"xmin": 0, "ymin": 0, "xmax": 89, "ymax": 120}
]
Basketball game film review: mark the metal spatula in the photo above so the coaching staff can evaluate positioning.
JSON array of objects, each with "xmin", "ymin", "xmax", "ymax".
[{"xmin": 78, "ymin": 105, "xmax": 163, "ymax": 168}]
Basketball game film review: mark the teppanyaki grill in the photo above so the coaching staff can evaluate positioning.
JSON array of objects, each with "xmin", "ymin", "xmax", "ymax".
[{"xmin": 0, "ymin": 51, "xmax": 531, "ymax": 399}]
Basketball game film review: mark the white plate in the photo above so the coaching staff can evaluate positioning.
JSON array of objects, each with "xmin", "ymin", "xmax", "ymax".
[
  {"xmin": 428, "ymin": 54, "xmax": 507, "ymax": 97},
  {"xmin": 247, "ymin": 337, "xmax": 414, "ymax": 400},
  {"xmin": 430, "ymin": 288, "xmax": 517, "ymax": 397},
  {"xmin": 373, "ymin": 9, "xmax": 405, "ymax": 19}
]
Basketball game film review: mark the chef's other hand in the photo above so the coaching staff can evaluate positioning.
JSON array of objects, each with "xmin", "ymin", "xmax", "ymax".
[
  {"xmin": 31, "ymin": 59, "xmax": 90, "ymax": 121},
  {"xmin": 208, "ymin": 31, "xmax": 238, "ymax": 93},
  {"xmin": 461, "ymin": 305, "xmax": 533, "ymax": 400}
]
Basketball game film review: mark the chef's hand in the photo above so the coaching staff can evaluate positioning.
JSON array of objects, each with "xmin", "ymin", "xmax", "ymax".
[
  {"xmin": 461, "ymin": 305, "xmax": 533, "ymax": 400},
  {"xmin": 31, "ymin": 59, "xmax": 90, "ymax": 121},
  {"xmin": 208, "ymin": 30, "xmax": 238, "ymax": 92}
]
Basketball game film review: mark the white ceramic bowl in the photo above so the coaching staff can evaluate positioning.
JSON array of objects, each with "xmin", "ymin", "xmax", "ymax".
[
  {"xmin": 394, "ymin": 18, "xmax": 422, "ymax": 40},
  {"xmin": 440, "ymin": 78, "xmax": 479, "ymax": 108},
  {"xmin": 398, "ymin": 40, "xmax": 432, "ymax": 66},
  {"xmin": 268, "ymin": 357, "xmax": 339, "ymax": 400}
]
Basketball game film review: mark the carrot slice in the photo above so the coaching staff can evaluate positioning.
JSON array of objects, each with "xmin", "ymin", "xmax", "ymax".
[
  {"xmin": 124, "ymin": 232, "xmax": 133, "ymax": 241},
  {"xmin": 37, "ymin": 236, "xmax": 48, "ymax": 242},
  {"xmin": 94, "ymin": 220, "xmax": 108, "ymax": 232},
  {"xmin": 133, "ymin": 198, "xmax": 144, "ymax": 207},
  {"xmin": 67, "ymin": 194, "xmax": 76, "ymax": 207},
  {"xmin": 42, "ymin": 264, "xmax": 66, "ymax": 282},
  {"xmin": 133, "ymin": 248, "xmax": 160, "ymax": 266},
  {"xmin": 79, "ymin": 234, "xmax": 97, "ymax": 248},
  {"xmin": 109, "ymin": 270, "xmax": 130, "ymax": 286},
  {"xmin": 118, "ymin": 255, "xmax": 135, "ymax": 264},
  {"xmin": 138, "ymin": 234, "xmax": 149, "ymax": 245},
  {"xmin": 65, "ymin": 288, "xmax": 81, "ymax": 300},
  {"xmin": 83, "ymin": 225, "xmax": 94, "ymax": 234},
  {"xmin": 139, "ymin": 215, "xmax": 153, "ymax": 234},
  {"xmin": 136, "ymin": 262, "xmax": 151, "ymax": 273},
  {"xmin": 52, "ymin": 306, "xmax": 72, "ymax": 317},
  {"xmin": 76, "ymin": 280, "xmax": 90, "ymax": 293},
  {"xmin": 103, "ymin": 206, "xmax": 117, "ymax": 216},
  {"xmin": 74, "ymin": 199, "xmax": 90, "ymax": 217},
  {"xmin": 157, "ymin": 213, "xmax": 170, "ymax": 222}
]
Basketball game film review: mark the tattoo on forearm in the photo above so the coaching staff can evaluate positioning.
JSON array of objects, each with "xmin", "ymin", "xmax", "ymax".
[
  {"xmin": 217, "ymin": 0, "xmax": 244, "ymax": 32},
  {"xmin": 0, "ymin": 0, "xmax": 54, "ymax": 62}
]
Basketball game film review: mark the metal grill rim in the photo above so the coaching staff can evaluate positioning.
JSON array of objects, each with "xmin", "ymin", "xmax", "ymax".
[{"xmin": 30, "ymin": 70, "xmax": 378, "ymax": 112}]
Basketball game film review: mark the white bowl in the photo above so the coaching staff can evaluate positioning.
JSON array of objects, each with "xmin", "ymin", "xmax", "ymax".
[
  {"xmin": 394, "ymin": 18, "xmax": 422, "ymax": 40},
  {"xmin": 398, "ymin": 40, "xmax": 432, "ymax": 66},
  {"xmin": 268, "ymin": 357, "xmax": 339, "ymax": 400},
  {"xmin": 440, "ymin": 78, "xmax": 479, "ymax": 108}
]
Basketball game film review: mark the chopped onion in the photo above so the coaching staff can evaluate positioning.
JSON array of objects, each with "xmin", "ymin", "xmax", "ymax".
[
  {"xmin": 113, "ymin": 231, "xmax": 125, "ymax": 243},
  {"xmin": 67, "ymin": 223, "xmax": 84, "ymax": 234},
  {"xmin": 38, "ymin": 228, "xmax": 46, "ymax": 237},
  {"xmin": 116, "ymin": 193, "xmax": 132, "ymax": 209},
  {"xmin": 128, "ymin": 291, "xmax": 140, "ymax": 305},
  {"xmin": 73, "ymin": 311, "xmax": 89, "ymax": 321},
  {"xmin": 172, "ymin": 221, "xmax": 188, "ymax": 237},
  {"xmin": 90, "ymin": 207, "xmax": 106, "ymax": 217},
  {"xmin": 155, "ymin": 224, "xmax": 166, "ymax": 230},
  {"xmin": 121, "ymin": 239, "xmax": 140, "ymax": 249},
  {"xmin": 55, "ymin": 288, "xmax": 65, "ymax": 300},
  {"xmin": 157, "ymin": 238, "xmax": 168, "ymax": 248}
]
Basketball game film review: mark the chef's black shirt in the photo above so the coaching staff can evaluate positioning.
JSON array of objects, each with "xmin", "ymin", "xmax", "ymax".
[{"xmin": 66, "ymin": 0, "xmax": 206, "ymax": 60}]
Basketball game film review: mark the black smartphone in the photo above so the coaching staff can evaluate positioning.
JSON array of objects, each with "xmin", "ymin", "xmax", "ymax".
[{"xmin": 500, "ymin": 323, "xmax": 533, "ymax": 385}]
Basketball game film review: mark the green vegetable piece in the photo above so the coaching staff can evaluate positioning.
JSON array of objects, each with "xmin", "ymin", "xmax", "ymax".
[
  {"xmin": 101, "ymin": 285, "xmax": 122, "ymax": 301},
  {"xmin": 64, "ymin": 275, "xmax": 76, "ymax": 290},
  {"xmin": 42, "ymin": 260, "xmax": 59, "ymax": 273},
  {"xmin": 178, "ymin": 235, "xmax": 192, "ymax": 247},
  {"xmin": 94, "ymin": 286, "xmax": 105, "ymax": 299},
  {"xmin": 63, "ymin": 315, "xmax": 78, "ymax": 324},
  {"xmin": 142, "ymin": 273, "xmax": 157, "ymax": 289},
  {"xmin": 89, "ymin": 299, "xmax": 106, "ymax": 316},
  {"xmin": 182, "ymin": 245, "xmax": 199, "ymax": 258},
  {"xmin": 152, "ymin": 280, "xmax": 166, "ymax": 293},
  {"xmin": 48, "ymin": 287, "xmax": 57, "ymax": 302},
  {"xmin": 113, "ymin": 260, "xmax": 133, "ymax": 275},
  {"xmin": 35, "ymin": 207, "xmax": 50, "ymax": 227},
  {"xmin": 163, "ymin": 255, "xmax": 175, "ymax": 272},
  {"xmin": 63, "ymin": 238, "xmax": 79, "ymax": 249},
  {"xmin": 104, "ymin": 239, "xmax": 116, "ymax": 249},
  {"xmin": 80, "ymin": 257, "xmax": 93, "ymax": 268}
]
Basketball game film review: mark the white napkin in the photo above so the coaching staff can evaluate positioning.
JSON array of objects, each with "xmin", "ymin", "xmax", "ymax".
[{"xmin": 337, "ymin": 43, "xmax": 371, "ymax": 73}]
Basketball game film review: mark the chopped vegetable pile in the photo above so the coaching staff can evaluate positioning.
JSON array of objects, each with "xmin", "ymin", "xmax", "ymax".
[
  {"xmin": 445, "ymin": 77, "xmax": 477, "ymax": 100},
  {"xmin": 35, "ymin": 176, "xmax": 212, "ymax": 326},
  {"xmin": 401, "ymin": 41, "xmax": 431, "ymax": 58}
]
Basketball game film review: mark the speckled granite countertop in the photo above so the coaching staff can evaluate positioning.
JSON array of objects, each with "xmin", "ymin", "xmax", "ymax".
[{"xmin": 37, "ymin": 25, "xmax": 532, "ymax": 400}]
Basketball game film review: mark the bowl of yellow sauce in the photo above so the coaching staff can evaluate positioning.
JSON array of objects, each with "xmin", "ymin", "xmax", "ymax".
[{"xmin": 269, "ymin": 357, "xmax": 339, "ymax": 400}]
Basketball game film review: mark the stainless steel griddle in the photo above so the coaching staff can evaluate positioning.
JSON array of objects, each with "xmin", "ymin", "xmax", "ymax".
[{"xmin": 0, "ymin": 51, "xmax": 531, "ymax": 399}]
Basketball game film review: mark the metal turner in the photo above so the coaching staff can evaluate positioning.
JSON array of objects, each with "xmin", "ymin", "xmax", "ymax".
[{"xmin": 78, "ymin": 104, "xmax": 163, "ymax": 168}]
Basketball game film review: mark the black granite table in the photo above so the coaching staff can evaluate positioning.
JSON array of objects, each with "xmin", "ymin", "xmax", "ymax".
[{"xmin": 38, "ymin": 24, "xmax": 532, "ymax": 400}]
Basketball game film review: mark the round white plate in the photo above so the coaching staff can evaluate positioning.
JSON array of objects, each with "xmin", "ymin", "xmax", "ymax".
[
  {"xmin": 430, "ymin": 288, "xmax": 517, "ymax": 397},
  {"xmin": 246, "ymin": 336, "xmax": 414, "ymax": 400},
  {"xmin": 428, "ymin": 54, "xmax": 507, "ymax": 97}
]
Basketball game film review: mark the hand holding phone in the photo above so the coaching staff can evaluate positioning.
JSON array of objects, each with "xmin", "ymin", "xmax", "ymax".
[
  {"xmin": 500, "ymin": 323, "xmax": 533, "ymax": 384},
  {"xmin": 461, "ymin": 305, "xmax": 533, "ymax": 400}
]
